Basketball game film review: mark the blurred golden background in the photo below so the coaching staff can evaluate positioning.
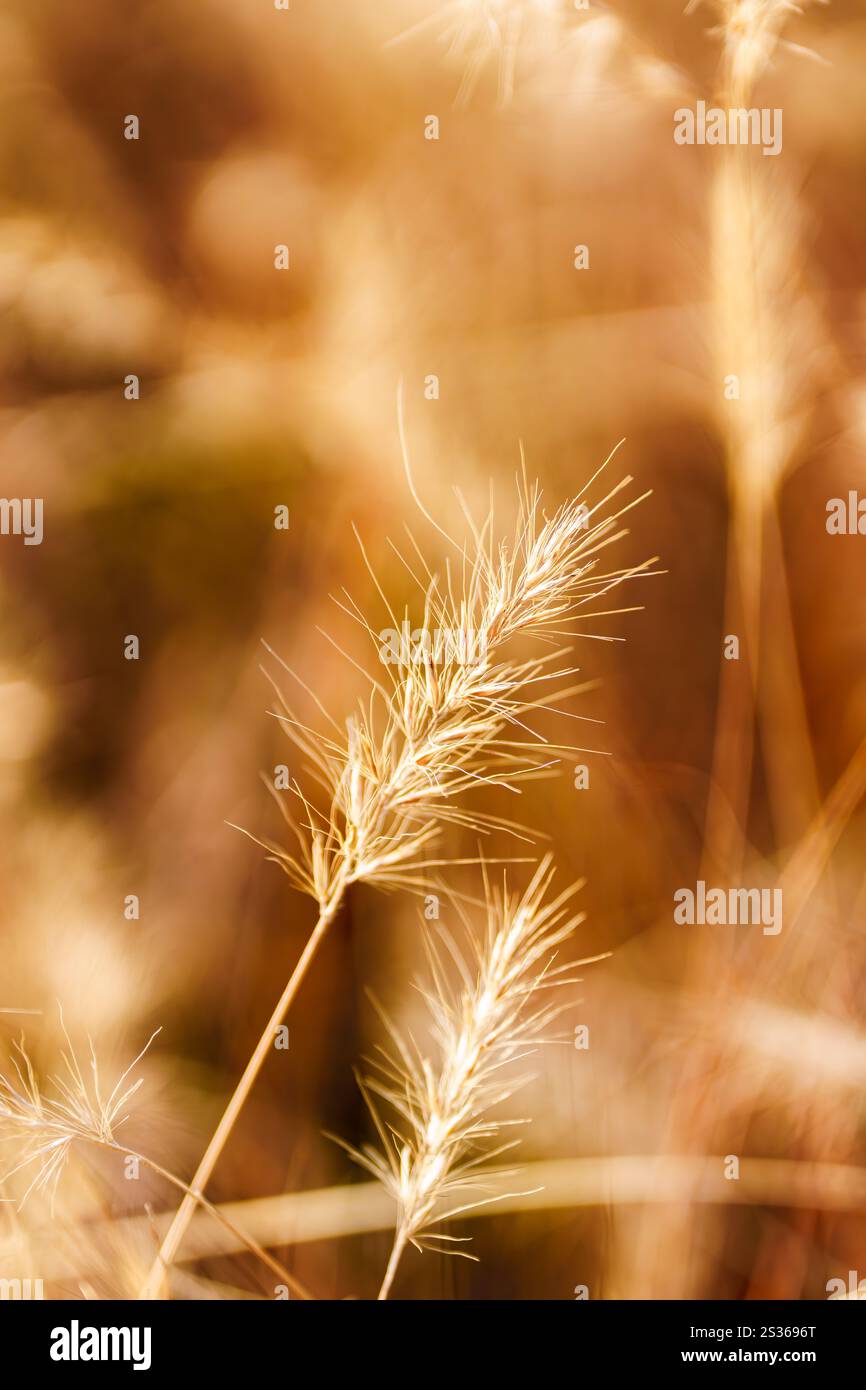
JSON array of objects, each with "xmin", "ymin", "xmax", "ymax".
[{"xmin": 2, "ymin": 0, "xmax": 866, "ymax": 1300}]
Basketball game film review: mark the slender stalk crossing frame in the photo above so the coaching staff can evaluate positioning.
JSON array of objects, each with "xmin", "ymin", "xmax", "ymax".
[{"xmin": 139, "ymin": 903, "xmax": 336, "ymax": 1298}]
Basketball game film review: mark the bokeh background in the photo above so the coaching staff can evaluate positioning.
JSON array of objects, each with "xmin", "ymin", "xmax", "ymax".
[{"xmin": 2, "ymin": 0, "xmax": 866, "ymax": 1299}]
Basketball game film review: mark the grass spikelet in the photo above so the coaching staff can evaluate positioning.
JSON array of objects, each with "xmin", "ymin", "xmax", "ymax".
[
  {"xmin": 0, "ymin": 1012, "xmax": 312, "ymax": 1297},
  {"xmin": 687, "ymin": 0, "xmax": 829, "ymax": 98},
  {"xmin": 390, "ymin": 0, "xmax": 603, "ymax": 107},
  {"xmin": 338, "ymin": 854, "xmax": 594, "ymax": 1299},
  {"xmin": 263, "ymin": 452, "xmax": 655, "ymax": 913},
  {"xmin": 0, "ymin": 1011, "xmax": 160, "ymax": 1209}
]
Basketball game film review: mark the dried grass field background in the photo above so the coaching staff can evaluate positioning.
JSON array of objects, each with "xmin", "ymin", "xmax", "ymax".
[{"xmin": 2, "ymin": 0, "xmax": 866, "ymax": 1301}]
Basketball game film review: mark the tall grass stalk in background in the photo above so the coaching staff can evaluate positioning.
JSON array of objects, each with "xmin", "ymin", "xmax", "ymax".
[
  {"xmin": 140, "ymin": 454, "xmax": 656, "ymax": 1297},
  {"xmin": 697, "ymin": 0, "xmax": 830, "ymax": 874},
  {"xmin": 635, "ymin": 0, "xmax": 835, "ymax": 1301},
  {"xmin": 338, "ymin": 855, "xmax": 593, "ymax": 1299}
]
